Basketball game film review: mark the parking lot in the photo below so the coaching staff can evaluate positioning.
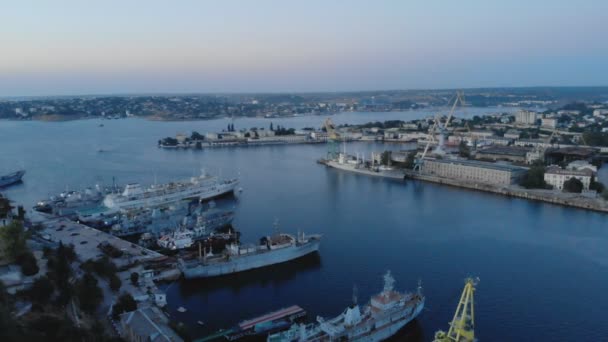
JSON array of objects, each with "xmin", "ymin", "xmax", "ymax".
[{"xmin": 40, "ymin": 218, "xmax": 163, "ymax": 266}]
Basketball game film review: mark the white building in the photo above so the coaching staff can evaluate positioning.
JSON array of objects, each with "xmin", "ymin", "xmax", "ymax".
[
  {"xmin": 504, "ymin": 129, "xmax": 521, "ymax": 139},
  {"xmin": 540, "ymin": 117, "xmax": 557, "ymax": 129},
  {"xmin": 515, "ymin": 110, "xmax": 538, "ymax": 125},
  {"xmin": 593, "ymin": 109, "xmax": 608, "ymax": 117},
  {"xmin": 544, "ymin": 166, "xmax": 593, "ymax": 191}
]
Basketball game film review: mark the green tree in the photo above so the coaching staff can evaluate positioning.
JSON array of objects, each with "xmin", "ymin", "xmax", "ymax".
[
  {"xmin": 458, "ymin": 141, "xmax": 471, "ymax": 158},
  {"xmin": 29, "ymin": 276, "xmax": 54, "ymax": 305},
  {"xmin": 590, "ymin": 177, "xmax": 605, "ymax": 193},
  {"xmin": 563, "ymin": 177, "xmax": 583, "ymax": 193},
  {"xmin": 16, "ymin": 251, "xmax": 39, "ymax": 276},
  {"xmin": 0, "ymin": 221, "xmax": 28, "ymax": 261},
  {"xmin": 111, "ymin": 293, "xmax": 137, "ymax": 319},
  {"xmin": 403, "ymin": 151, "xmax": 417, "ymax": 169},
  {"xmin": 109, "ymin": 274, "xmax": 121, "ymax": 292},
  {"xmin": 519, "ymin": 161, "xmax": 549, "ymax": 189},
  {"xmin": 130, "ymin": 272, "xmax": 139, "ymax": 286},
  {"xmin": 380, "ymin": 151, "xmax": 392, "ymax": 166},
  {"xmin": 76, "ymin": 273, "xmax": 103, "ymax": 314}
]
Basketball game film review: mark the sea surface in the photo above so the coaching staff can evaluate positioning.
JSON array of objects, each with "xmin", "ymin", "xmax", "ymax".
[{"xmin": 2, "ymin": 108, "xmax": 608, "ymax": 341}]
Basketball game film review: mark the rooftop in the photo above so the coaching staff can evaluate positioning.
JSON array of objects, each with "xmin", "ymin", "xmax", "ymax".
[
  {"xmin": 545, "ymin": 166, "xmax": 593, "ymax": 176},
  {"xmin": 425, "ymin": 158, "xmax": 529, "ymax": 172},
  {"xmin": 120, "ymin": 306, "xmax": 183, "ymax": 342},
  {"xmin": 477, "ymin": 146, "xmax": 531, "ymax": 157}
]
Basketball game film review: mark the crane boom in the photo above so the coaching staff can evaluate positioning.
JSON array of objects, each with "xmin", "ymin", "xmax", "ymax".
[{"xmin": 433, "ymin": 277, "xmax": 478, "ymax": 342}]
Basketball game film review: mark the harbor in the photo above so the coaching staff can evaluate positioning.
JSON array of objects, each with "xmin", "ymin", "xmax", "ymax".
[{"xmin": 2, "ymin": 115, "xmax": 608, "ymax": 341}]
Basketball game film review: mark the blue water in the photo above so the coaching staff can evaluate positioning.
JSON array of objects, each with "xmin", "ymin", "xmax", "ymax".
[{"xmin": 2, "ymin": 108, "xmax": 608, "ymax": 341}]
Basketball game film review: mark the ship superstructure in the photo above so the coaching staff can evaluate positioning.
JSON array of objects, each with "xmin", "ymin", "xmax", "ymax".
[{"xmin": 102, "ymin": 170, "xmax": 238, "ymax": 211}]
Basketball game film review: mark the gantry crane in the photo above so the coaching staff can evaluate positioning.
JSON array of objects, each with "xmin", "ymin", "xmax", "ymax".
[
  {"xmin": 433, "ymin": 277, "xmax": 479, "ymax": 342},
  {"xmin": 414, "ymin": 91, "xmax": 465, "ymax": 171},
  {"xmin": 324, "ymin": 118, "xmax": 341, "ymax": 159}
]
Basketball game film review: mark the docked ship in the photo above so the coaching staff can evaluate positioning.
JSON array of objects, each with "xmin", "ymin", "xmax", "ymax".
[
  {"xmin": 102, "ymin": 170, "xmax": 239, "ymax": 211},
  {"xmin": 0, "ymin": 170, "xmax": 25, "ymax": 188},
  {"xmin": 267, "ymin": 271, "xmax": 424, "ymax": 342},
  {"xmin": 321, "ymin": 153, "xmax": 404, "ymax": 180},
  {"xmin": 179, "ymin": 229, "xmax": 321, "ymax": 279},
  {"xmin": 157, "ymin": 224, "xmax": 237, "ymax": 250},
  {"xmin": 108, "ymin": 201, "xmax": 234, "ymax": 238},
  {"xmin": 34, "ymin": 184, "xmax": 117, "ymax": 215}
]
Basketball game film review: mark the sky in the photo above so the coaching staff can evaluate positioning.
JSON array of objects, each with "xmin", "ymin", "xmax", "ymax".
[{"xmin": 1, "ymin": 0, "xmax": 607, "ymax": 96}]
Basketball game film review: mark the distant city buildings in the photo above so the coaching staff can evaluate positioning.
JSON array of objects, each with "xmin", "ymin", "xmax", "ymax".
[{"xmin": 515, "ymin": 110, "xmax": 539, "ymax": 125}]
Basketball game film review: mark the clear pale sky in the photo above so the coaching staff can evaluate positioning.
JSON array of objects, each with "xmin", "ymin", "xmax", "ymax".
[{"xmin": 1, "ymin": 0, "xmax": 607, "ymax": 96}]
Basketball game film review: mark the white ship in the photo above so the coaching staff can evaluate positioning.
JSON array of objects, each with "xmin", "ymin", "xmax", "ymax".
[
  {"xmin": 102, "ymin": 170, "xmax": 238, "ymax": 211},
  {"xmin": 267, "ymin": 271, "xmax": 424, "ymax": 342},
  {"xmin": 323, "ymin": 153, "xmax": 404, "ymax": 180}
]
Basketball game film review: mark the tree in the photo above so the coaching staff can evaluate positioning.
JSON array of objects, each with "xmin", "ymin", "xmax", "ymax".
[
  {"xmin": 519, "ymin": 161, "xmax": 550, "ymax": 189},
  {"xmin": 563, "ymin": 177, "xmax": 584, "ymax": 193},
  {"xmin": 404, "ymin": 151, "xmax": 417, "ymax": 169},
  {"xmin": 76, "ymin": 272, "xmax": 103, "ymax": 313},
  {"xmin": 111, "ymin": 293, "xmax": 137, "ymax": 319},
  {"xmin": 0, "ymin": 221, "xmax": 28, "ymax": 261},
  {"xmin": 109, "ymin": 274, "xmax": 121, "ymax": 292},
  {"xmin": 29, "ymin": 276, "xmax": 54, "ymax": 305},
  {"xmin": 380, "ymin": 151, "xmax": 392, "ymax": 166},
  {"xmin": 130, "ymin": 272, "xmax": 139, "ymax": 286},
  {"xmin": 458, "ymin": 141, "xmax": 471, "ymax": 158},
  {"xmin": 590, "ymin": 177, "xmax": 605, "ymax": 193},
  {"xmin": 16, "ymin": 251, "xmax": 39, "ymax": 276}
]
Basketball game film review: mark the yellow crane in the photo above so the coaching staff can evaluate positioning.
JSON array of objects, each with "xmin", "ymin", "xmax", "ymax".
[{"xmin": 433, "ymin": 277, "xmax": 479, "ymax": 342}]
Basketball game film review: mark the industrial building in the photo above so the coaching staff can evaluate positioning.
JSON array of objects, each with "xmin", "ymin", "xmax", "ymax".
[
  {"xmin": 475, "ymin": 146, "xmax": 531, "ymax": 164},
  {"xmin": 421, "ymin": 158, "xmax": 528, "ymax": 186}
]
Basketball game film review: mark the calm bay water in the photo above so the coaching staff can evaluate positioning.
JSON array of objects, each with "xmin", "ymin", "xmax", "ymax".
[{"xmin": 2, "ymin": 108, "xmax": 608, "ymax": 341}]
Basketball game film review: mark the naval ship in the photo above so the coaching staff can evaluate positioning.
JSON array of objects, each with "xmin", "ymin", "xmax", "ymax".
[
  {"xmin": 267, "ymin": 271, "xmax": 424, "ymax": 342},
  {"xmin": 0, "ymin": 170, "xmax": 25, "ymax": 188},
  {"xmin": 102, "ymin": 170, "xmax": 239, "ymax": 211},
  {"xmin": 179, "ymin": 229, "xmax": 321, "ymax": 279}
]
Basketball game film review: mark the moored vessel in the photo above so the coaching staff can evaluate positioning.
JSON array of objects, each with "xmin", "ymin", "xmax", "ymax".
[
  {"xmin": 0, "ymin": 170, "xmax": 25, "ymax": 188},
  {"xmin": 102, "ymin": 170, "xmax": 238, "ymax": 211},
  {"xmin": 179, "ymin": 228, "xmax": 321, "ymax": 279},
  {"xmin": 267, "ymin": 271, "xmax": 424, "ymax": 342}
]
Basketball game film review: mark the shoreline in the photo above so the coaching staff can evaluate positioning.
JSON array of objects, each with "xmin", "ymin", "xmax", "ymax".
[
  {"xmin": 404, "ymin": 170, "xmax": 608, "ymax": 213},
  {"xmin": 319, "ymin": 159, "xmax": 608, "ymax": 213}
]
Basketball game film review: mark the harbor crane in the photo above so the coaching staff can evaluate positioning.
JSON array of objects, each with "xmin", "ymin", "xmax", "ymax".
[
  {"xmin": 433, "ymin": 277, "xmax": 479, "ymax": 342},
  {"xmin": 324, "ymin": 118, "xmax": 341, "ymax": 159},
  {"xmin": 414, "ymin": 91, "xmax": 466, "ymax": 171}
]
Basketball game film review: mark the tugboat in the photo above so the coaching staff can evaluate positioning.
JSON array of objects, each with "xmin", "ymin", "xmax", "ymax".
[
  {"xmin": 0, "ymin": 170, "xmax": 25, "ymax": 188},
  {"xmin": 267, "ymin": 271, "xmax": 425, "ymax": 342}
]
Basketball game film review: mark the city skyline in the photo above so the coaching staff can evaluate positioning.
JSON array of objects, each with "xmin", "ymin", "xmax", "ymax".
[{"xmin": 2, "ymin": 0, "xmax": 608, "ymax": 96}]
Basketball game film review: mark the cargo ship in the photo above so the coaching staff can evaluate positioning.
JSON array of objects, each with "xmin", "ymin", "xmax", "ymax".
[
  {"xmin": 267, "ymin": 271, "xmax": 424, "ymax": 342},
  {"xmin": 179, "ymin": 230, "xmax": 321, "ymax": 279},
  {"xmin": 0, "ymin": 170, "xmax": 25, "ymax": 188},
  {"xmin": 102, "ymin": 170, "xmax": 238, "ymax": 211}
]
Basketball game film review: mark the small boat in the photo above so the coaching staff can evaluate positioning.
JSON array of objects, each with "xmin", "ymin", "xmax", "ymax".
[
  {"xmin": 197, "ymin": 321, "xmax": 205, "ymax": 326},
  {"xmin": 177, "ymin": 306, "xmax": 187, "ymax": 313},
  {"xmin": 0, "ymin": 170, "xmax": 25, "ymax": 188}
]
